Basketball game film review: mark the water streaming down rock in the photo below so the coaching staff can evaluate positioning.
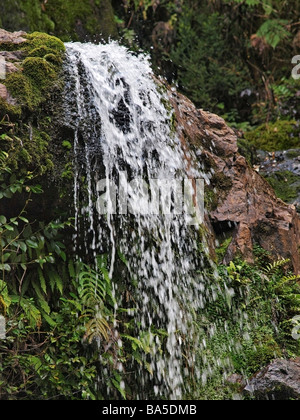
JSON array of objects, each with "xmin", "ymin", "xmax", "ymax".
[{"xmin": 63, "ymin": 41, "xmax": 213, "ymax": 399}]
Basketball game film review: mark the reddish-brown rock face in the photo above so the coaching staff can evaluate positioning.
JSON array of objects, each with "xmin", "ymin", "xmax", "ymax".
[{"xmin": 169, "ymin": 90, "xmax": 300, "ymax": 273}]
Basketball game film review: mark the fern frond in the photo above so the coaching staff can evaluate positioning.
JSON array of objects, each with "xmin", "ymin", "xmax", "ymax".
[
  {"xmin": 262, "ymin": 258, "xmax": 290, "ymax": 275},
  {"xmin": 47, "ymin": 267, "xmax": 64, "ymax": 294},
  {"xmin": 281, "ymin": 275, "xmax": 300, "ymax": 284},
  {"xmin": 274, "ymin": 275, "xmax": 300, "ymax": 291},
  {"xmin": 84, "ymin": 316, "xmax": 110, "ymax": 343},
  {"xmin": 78, "ymin": 260, "xmax": 113, "ymax": 345},
  {"xmin": 38, "ymin": 267, "xmax": 47, "ymax": 294}
]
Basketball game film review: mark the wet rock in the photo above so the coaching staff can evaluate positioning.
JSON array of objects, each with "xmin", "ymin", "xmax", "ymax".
[
  {"xmin": 244, "ymin": 358, "xmax": 300, "ymax": 400},
  {"xmin": 0, "ymin": 51, "xmax": 24, "ymax": 61},
  {"xmin": 0, "ymin": 83, "xmax": 17, "ymax": 105},
  {"xmin": 226, "ymin": 373, "xmax": 246, "ymax": 388},
  {"xmin": 169, "ymin": 90, "xmax": 300, "ymax": 273},
  {"xmin": 5, "ymin": 61, "xmax": 19, "ymax": 75}
]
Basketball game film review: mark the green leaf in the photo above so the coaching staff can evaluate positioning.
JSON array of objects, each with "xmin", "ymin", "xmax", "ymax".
[
  {"xmin": 111, "ymin": 377, "xmax": 126, "ymax": 400},
  {"xmin": 18, "ymin": 216, "xmax": 29, "ymax": 223},
  {"xmin": 26, "ymin": 239, "xmax": 39, "ymax": 249},
  {"xmin": 48, "ymin": 268, "xmax": 63, "ymax": 294},
  {"xmin": 257, "ymin": 19, "xmax": 291, "ymax": 49},
  {"xmin": 38, "ymin": 268, "xmax": 47, "ymax": 294},
  {"xmin": 19, "ymin": 241, "xmax": 27, "ymax": 253},
  {"xmin": 41, "ymin": 311, "xmax": 57, "ymax": 327},
  {"xmin": 28, "ymin": 356, "xmax": 43, "ymax": 372},
  {"xmin": 39, "ymin": 299, "xmax": 50, "ymax": 315},
  {"xmin": 0, "ymin": 263, "xmax": 11, "ymax": 272},
  {"xmin": 2, "ymin": 253, "xmax": 10, "ymax": 263}
]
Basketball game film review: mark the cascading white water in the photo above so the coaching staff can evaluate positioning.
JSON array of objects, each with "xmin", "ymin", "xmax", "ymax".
[{"xmin": 63, "ymin": 41, "xmax": 213, "ymax": 399}]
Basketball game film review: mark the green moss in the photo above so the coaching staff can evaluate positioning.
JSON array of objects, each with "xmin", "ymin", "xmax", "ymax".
[
  {"xmin": 44, "ymin": 53, "xmax": 62, "ymax": 66},
  {"xmin": 4, "ymin": 72, "xmax": 41, "ymax": 111},
  {"xmin": 1, "ymin": 32, "xmax": 65, "ymax": 118},
  {"xmin": 0, "ymin": 32, "xmax": 65, "ymax": 175},
  {"xmin": 28, "ymin": 46, "xmax": 57, "ymax": 57},
  {"xmin": 205, "ymin": 188, "xmax": 218, "ymax": 211},
  {"xmin": 244, "ymin": 120, "xmax": 300, "ymax": 152},
  {"xmin": 0, "ymin": 97, "xmax": 22, "ymax": 120},
  {"xmin": 204, "ymin": 173, "xmax": 233, "ymax": 212},
  {"xmin": 25, "ymin": 32, "xmax": 65, "ymax": 54},
  {"xmin": 263, "ymin": 170, "xmax": 300, "ymax": 203},
  {"xmin": 212, "ymin": 172, "xmax": 233, "ymax": 191},
  {"xmin": 23, "ymin": 57, "xmax": 56, "ymax": 88},
  {"xmin": 3, "ymin": 126, "xmax": 54, "ymax": 175}
]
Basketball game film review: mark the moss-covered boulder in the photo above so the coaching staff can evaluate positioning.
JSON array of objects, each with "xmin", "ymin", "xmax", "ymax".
[
  {"xmin": 244, "ymin": 120, "xmax": 300, "ymax": 152},
  {"xmin": 0, "ymin": 0, "xmax": 118, "ymax": 42},
  {"xmin": 0, "ymin": 30, "xmax": 65, "ymax": 174}
]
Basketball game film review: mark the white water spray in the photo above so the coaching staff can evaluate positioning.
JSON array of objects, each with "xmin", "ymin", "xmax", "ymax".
[{"xmin": 63, "ymin": 41, "xmax": 211, "ymax": 399}]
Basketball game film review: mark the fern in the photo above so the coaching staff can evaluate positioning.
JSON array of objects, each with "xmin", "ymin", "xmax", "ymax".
[
  {"xmin": 277, "ymin": 275, "xmax": 300, "ymax": 289},
  {"xmin": 262, "ymin": 258, "xmax": 290, "ymax": 275},
  {"xmin": 47, "ymin": 267, "xmax": 64, "ymax": 294},
  {"xmin": 11, "ymin": 295, "xmax": 42, "ymax": 328},
  {"xmin": 78, "ymin": 260, "xmax": 112, "ymax": 344},
  {"xmin": 257, "ymin": 19, "xmax": 291, "ymax": 49},
  {"xmin": 83, "ymin": 315, "xmax": 110, "ymax": 343},
  {"xmin": 38, "ymin": 267, "xmax": 47, "ymax": 294}
]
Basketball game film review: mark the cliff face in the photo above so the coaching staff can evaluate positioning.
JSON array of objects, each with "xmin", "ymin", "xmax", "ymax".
[{"xmin": 1, "ymin": 29, "xmax": 300, "ymax": 273}]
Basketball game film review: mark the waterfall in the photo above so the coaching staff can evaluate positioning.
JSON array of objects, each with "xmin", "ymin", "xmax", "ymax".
[{"xmin": 63, "ymin": 41, "xmax": 212, "ymax": 400}]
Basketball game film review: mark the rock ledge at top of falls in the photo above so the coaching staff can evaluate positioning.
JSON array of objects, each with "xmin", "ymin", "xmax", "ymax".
[{"xmin": 169, "ymin": 90, "xmax": 300, "ymax": 273}]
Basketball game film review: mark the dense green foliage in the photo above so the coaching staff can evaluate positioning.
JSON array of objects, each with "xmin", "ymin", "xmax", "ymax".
[
  {"xmin": 0, "ymin": 161, "xmax": 164, "ymax": 399},
  {"xmin": 244, "ymin": 120, "xmax": 300, "ymax": 151},
  {"xmin": 1, "ymin": 168, "xmax": 299, "ymax": 399},
  {"xmin": 113, "ymin": 1, "xmax": 300, "ymax": 125},
  {"xmin": 191, "ymin": 246, "xmax": 300, "ymax": 400},
  {"xmin": 0, "ymin": 0, "xmax": 117, "ymax": 41}
]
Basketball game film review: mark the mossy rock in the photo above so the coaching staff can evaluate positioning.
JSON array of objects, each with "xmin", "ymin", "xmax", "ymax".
[
  {"xmin": 25, "ymin": 32, "xmax": 65, "ymax": 53},
  {"xmin": 4, "ymin": 72, "xmax": 40, "ymax": 111},
  {"xmin": 0, "ymin": 32, "xmax": 66, "ymax": 175},
  {"xmin": 205, "ymin": 172, "xmax": 233, "ymax": 211},
  {"xmin": 23, "ymin": 57, "xmax": 56, "ymax": 88},
  {"xmin": 244, "ymin": 120, "xmax": 300, "ymax": 152},
  {"xmin": 0, "ymin": 97, "xmax": 22, "ymax": 120},
  {"xmin": 263, "ymin": 170, "xmax": 300, "ymax": 203},
  {"xmin": 28, "ymin": 46, "xmax": 58, "ymax": 58},
  {"xmin": 1, "ymin": 32, "xmax": 65, "ymax": 115}
]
